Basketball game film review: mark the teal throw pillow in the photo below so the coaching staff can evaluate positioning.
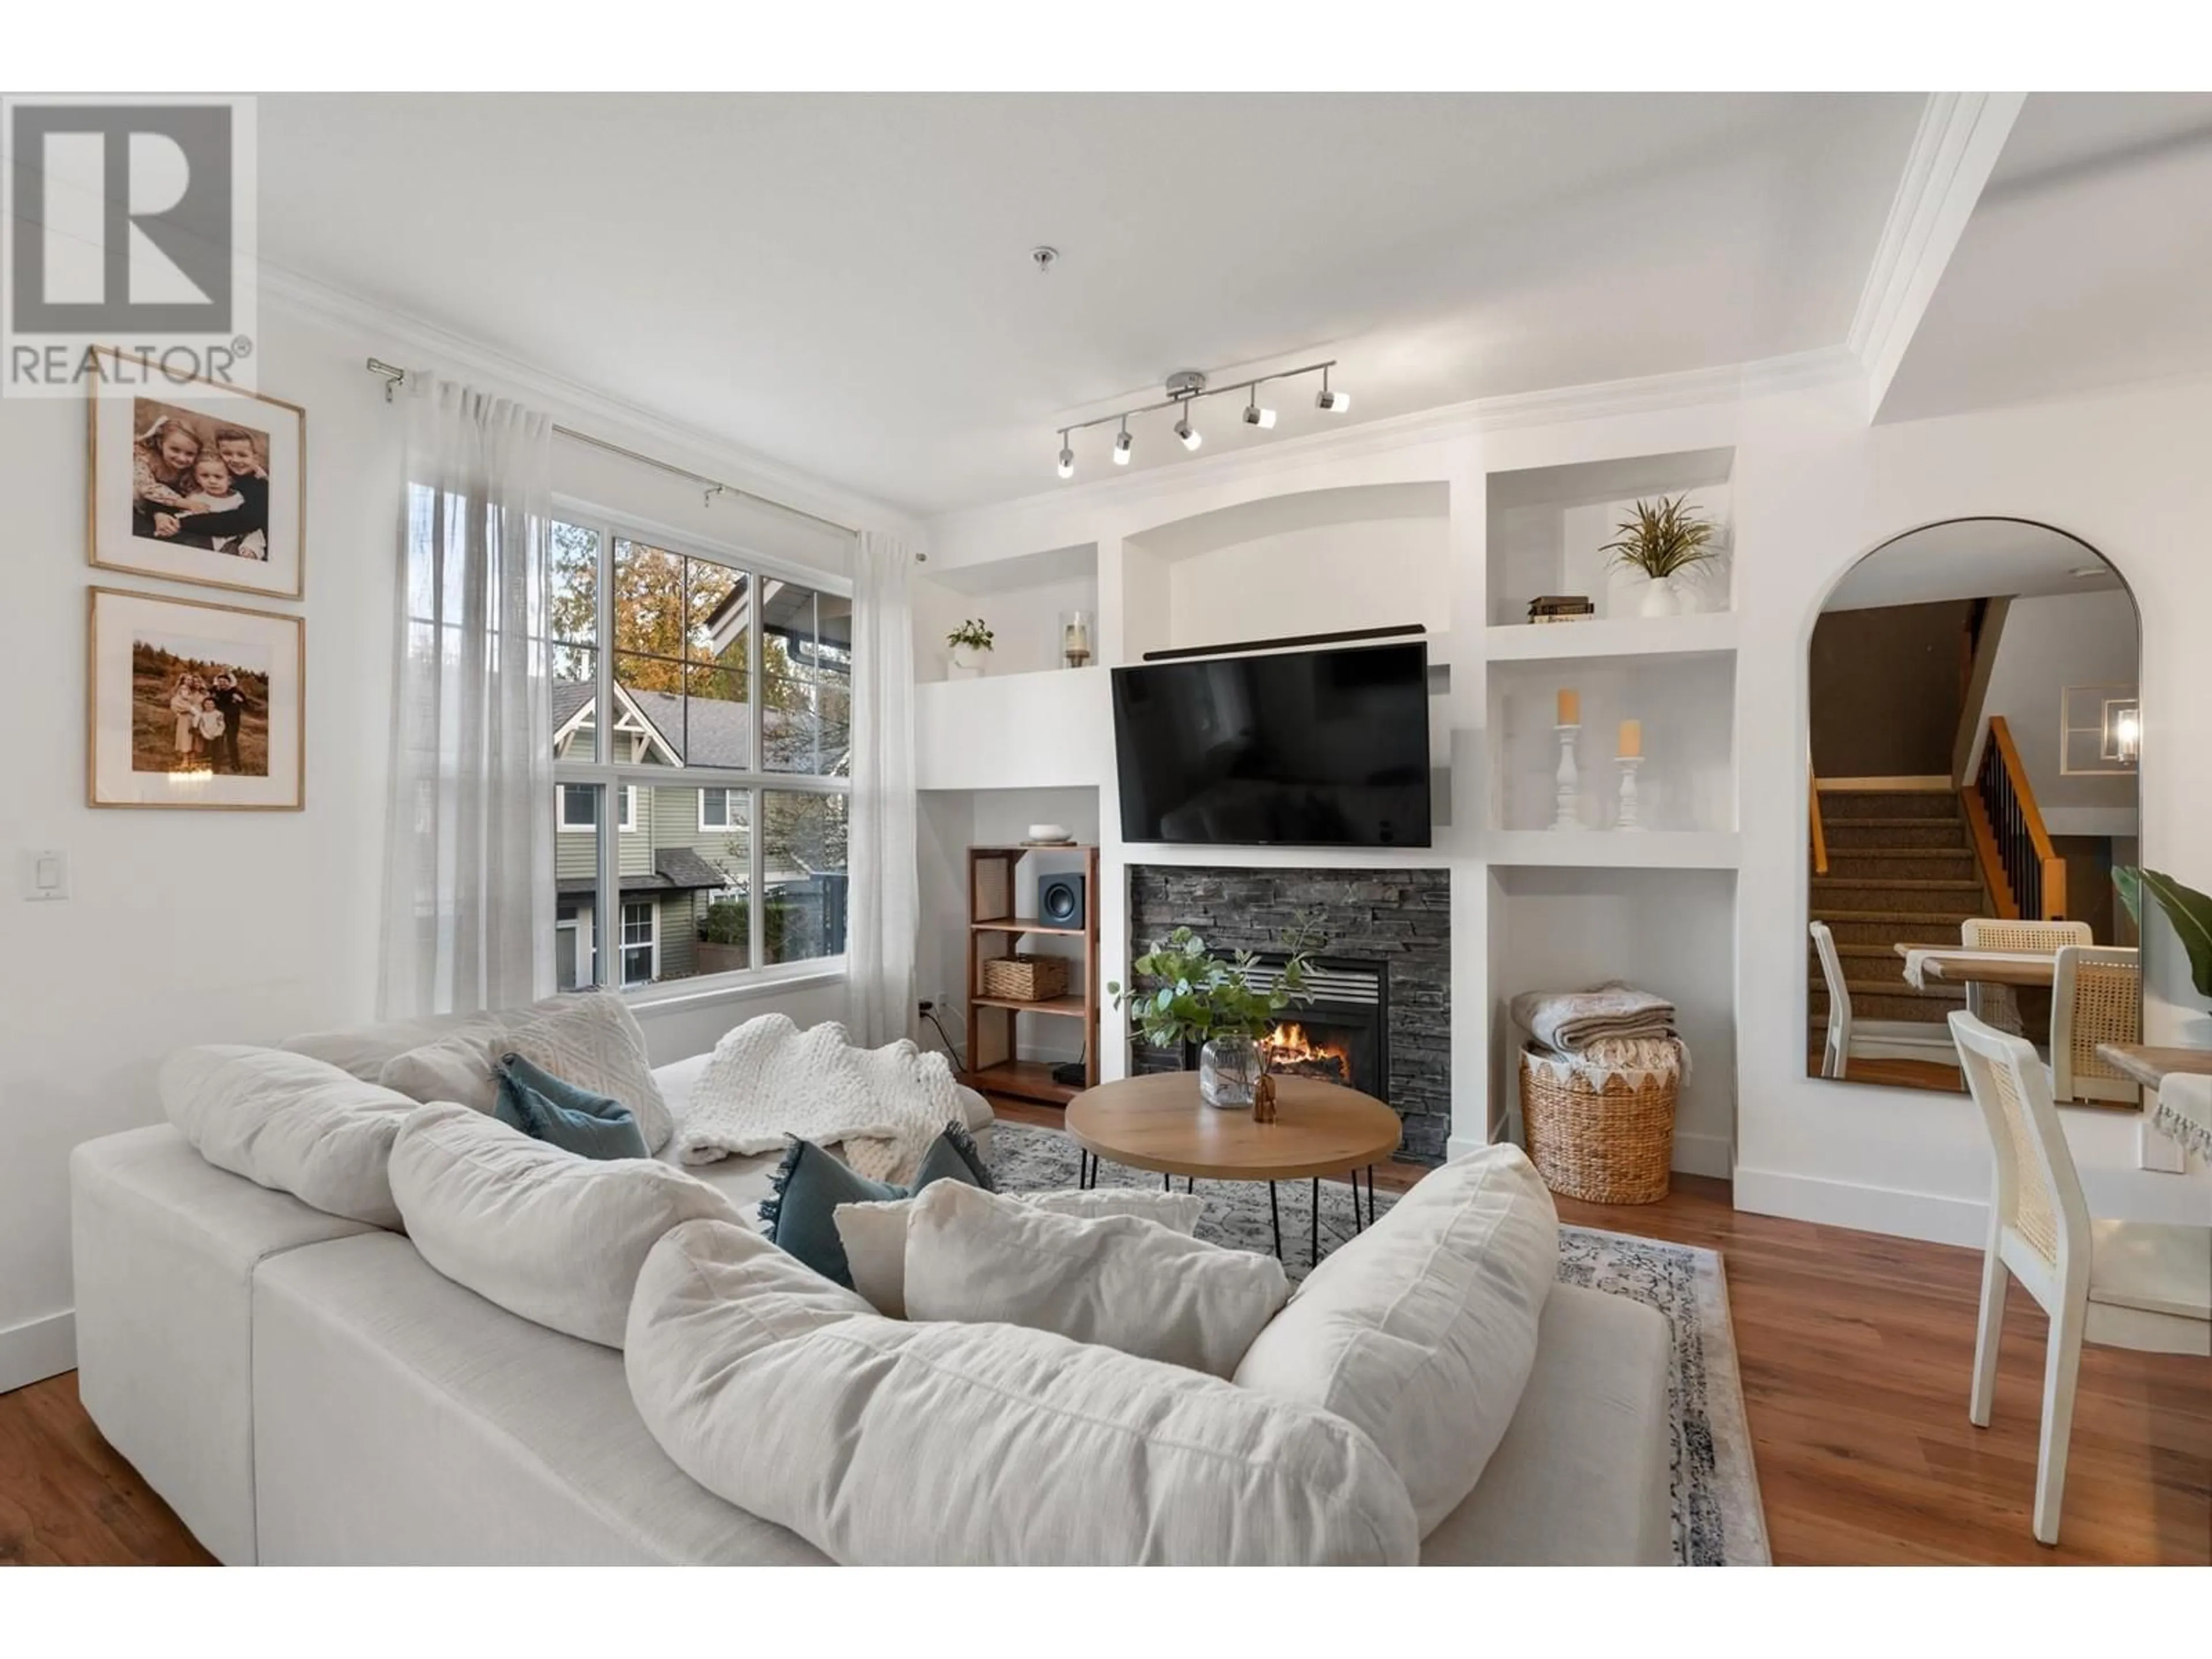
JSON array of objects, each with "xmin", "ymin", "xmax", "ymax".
[
  {"xmin": 494, "ymin": 1052, "xmax": 650, "ymax": 1161},
  {"xmin": 760, "ymin": 1122, "xmax": 994, "ymax": 1288}
]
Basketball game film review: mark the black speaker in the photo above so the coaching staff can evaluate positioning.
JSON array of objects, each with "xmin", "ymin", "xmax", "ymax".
[{"xmin": 1037, "ymin": 871, "xmax": 1086, "ymax": 930}]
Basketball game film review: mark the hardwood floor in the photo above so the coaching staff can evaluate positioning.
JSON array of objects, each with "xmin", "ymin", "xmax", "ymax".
[
  {"xmin": 3, "ymin": 1109, "xmax": 2203, "ymax": 1567},
  {"xmin": 0, "ymin": 1372, "xmax": 211, "ymax": 1565}
]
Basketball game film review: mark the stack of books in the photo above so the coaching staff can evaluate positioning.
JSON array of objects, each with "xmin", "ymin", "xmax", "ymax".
[{"xmin": 1527, "ymin": 594, "xmax": 1596, "ymax": 624}]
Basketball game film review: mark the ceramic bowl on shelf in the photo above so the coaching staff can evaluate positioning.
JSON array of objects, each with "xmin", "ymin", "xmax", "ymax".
[{"xmin": 1025, "ymin": 823, "xmax": 1072, "ymax": 844}]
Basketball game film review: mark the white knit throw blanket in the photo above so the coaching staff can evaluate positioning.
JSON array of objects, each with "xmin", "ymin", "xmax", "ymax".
[{"xmin": 672, "ymin": 1014, "xmax": 961, "ymax": 1184}]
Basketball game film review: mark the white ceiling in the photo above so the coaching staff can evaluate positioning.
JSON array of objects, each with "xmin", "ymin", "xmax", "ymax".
[
  {"xmin": 256, "ymin": 93, "xmax": 1922, "ymax": 515},
  {"xmin": 1878, "ymin": 92, "xmax": 2212, "ymax": 422},
  {"xmin": 1823, "ymin": 518, "xmax": 2127, "ymax": 612}
]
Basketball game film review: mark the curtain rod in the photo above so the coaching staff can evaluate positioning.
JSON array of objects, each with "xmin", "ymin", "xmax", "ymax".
[{"xmin": 364, "ymin": 357, "xmax": 872, "ymax": 546}]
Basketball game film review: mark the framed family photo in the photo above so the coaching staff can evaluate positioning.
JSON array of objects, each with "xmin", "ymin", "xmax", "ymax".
[
  {"xmin": 86, "ymin": 347, "xmax": 306, "ymax": 600},
  {"xmin": 88, "ymin": 588, "xmax": 305, "ymax": 810}
]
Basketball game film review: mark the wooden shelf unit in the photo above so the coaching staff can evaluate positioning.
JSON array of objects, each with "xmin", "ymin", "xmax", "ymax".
[{"xmin": 957, "ymin": 844, "xmax": 1101, "ymax": 1108}]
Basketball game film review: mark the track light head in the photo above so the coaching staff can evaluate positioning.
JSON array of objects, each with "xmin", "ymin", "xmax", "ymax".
[
  {"xmin": 1056, "ymin": 431, "xmax": 1074, "ymax": 480},
  {"xmin": 1113, "ymin": 425, "xmax": 1133, "ymax": 465},
  {"xmin": 1241, "ymin": 385, "xmax": 1277, "ymax": 429},
  {"xmin": 1173, "ymin": 408, "xmax": 1202, "ymax": 451},
  {"xmin": 1315, "ymin": 367, "xmax": 1350, "ymax": 413}
]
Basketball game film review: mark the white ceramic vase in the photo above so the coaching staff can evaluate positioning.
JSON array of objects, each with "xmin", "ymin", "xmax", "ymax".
[
  {"xmin": 1639, "ymin": 575, "xmax": 1680, "ymax": 618},
  {"xmin": 949, "ymin": 643, "xmax": 990, "ymax": 676}
]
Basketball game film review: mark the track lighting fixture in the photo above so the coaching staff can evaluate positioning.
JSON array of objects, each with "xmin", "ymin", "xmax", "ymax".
[{"xmin": 1048, "ymin": 360, "xmax": 1342, "ymax": 477}]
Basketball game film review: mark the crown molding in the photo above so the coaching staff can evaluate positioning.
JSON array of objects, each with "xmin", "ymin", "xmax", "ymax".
[
  {"xmin": 1847, "ymin": 92, "xmax": 2026, "ymax": 422},
  {"xmin": 931, "ymin": 344, "xmax": 1862, "ymax": 543},
  {"xmin": 253, "ymin": 260, "xmax": 925, "ymax": 540}
]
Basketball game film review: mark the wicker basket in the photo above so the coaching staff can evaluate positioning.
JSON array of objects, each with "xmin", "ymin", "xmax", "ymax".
[
  {"xmin": 1518, "ymin": 1047, "xmax": 1677, "ymax": 1205},
  {"xmin": 980, "ymin": 953, "xmax": 1071, "ymax": 1002}
]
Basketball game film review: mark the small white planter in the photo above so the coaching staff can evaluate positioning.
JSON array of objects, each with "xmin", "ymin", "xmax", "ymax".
[
  {"xmin": 948, "ymin": 643, "xmax": 991, "ymax": 678},
  {"xmin": 1639, "ymin": 575, "xmax": 1680, "ymax": 618}
]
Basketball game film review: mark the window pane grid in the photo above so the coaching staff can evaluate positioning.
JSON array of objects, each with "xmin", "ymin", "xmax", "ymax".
[{"xmin": 549, "ymin": 514, "xmax": 848, "ymax": 994}]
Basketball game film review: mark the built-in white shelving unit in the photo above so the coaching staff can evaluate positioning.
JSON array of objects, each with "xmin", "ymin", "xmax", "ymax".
[
  {"xmin": 1482, "ymin": 610, "xmax": 1737, "ymax": 662},
  {"xmin": 1481, "ymin": 830, "xmax": 1740, "ymax": 869},
  {"xmin": 912, "ymin": 443, "xmax": 1748, "ymax": 1176}
]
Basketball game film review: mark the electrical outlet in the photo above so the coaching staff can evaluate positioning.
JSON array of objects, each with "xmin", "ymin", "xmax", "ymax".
[{"xmin": 917, "ymin": 998, "xmax": 935, "ymax": 1015}]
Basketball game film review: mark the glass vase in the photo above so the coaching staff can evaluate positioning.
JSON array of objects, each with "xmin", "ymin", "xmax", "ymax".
[{"xmin": 1199, "ymin": 1033, "xmax": 1262, "ymax": 1110}]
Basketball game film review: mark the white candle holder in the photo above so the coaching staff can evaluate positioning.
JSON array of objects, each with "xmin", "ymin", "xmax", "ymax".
[
  {"xmin": 1552, "ymin": 724, "xmax": 1581, "ymax": 830},
  {"xmin": 1615, "ymin": 755, "xmax": 1645, "ymax": 831}
]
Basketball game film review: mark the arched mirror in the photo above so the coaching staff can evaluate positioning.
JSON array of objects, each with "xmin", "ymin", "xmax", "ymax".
[{"xmin": 1806, "ymin": 520, "xmax": 2142, "ymax": 1099}]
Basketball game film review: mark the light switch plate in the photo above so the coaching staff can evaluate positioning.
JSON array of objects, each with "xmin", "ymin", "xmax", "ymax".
[{"xmin": 23, "ymin": 848, "xmax": 68, "ymax": 901}]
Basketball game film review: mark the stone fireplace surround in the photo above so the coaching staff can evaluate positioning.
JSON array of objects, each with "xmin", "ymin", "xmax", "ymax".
[{"xmin": 1127, "ymin": 865, "xmax": 1451, "ymax": 1162}]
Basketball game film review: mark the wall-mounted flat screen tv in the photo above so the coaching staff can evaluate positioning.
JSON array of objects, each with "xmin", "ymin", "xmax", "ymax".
[{"xmin": 1111, "ymin": 640, "xmax": 1431, "ymax": 847}]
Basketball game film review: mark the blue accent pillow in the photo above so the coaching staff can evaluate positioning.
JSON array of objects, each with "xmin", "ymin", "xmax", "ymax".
[
  {"xmin": 759, "ymin": 1122, "xmax": 995, "ymax": 1288},
  {"xmin": 494, "ymin": 1052, "xmax": 651, "ymax": 1161}
]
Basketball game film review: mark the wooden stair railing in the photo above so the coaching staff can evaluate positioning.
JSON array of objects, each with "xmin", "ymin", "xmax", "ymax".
[
  {"xmin": 1965, "ymin": 715, "xmax": 2067, "ymax": 921},
  {"xmin": 1809, "ymin": 772, "xmax": 1828, "ymax": 876}
]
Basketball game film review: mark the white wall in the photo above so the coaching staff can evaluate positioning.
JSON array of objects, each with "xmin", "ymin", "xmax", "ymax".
[
  {"xmin": 0, "ymin": 289, "xmax": 905, "ymax": 1392},
  {"xmin": 1165, "ymin": 516, "xmax": 1448, "ymax": 649},
  {"xmin": 1976, "ymin": 590, "xmax": 2140, "ymax": 837},
  {"xmin": 925, "ymin": 366, "xmax": 2212, "ymax": 1248}
]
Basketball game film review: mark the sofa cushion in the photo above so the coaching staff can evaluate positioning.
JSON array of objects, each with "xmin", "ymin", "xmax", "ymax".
[
  {"xmin": 903, "ymin": 1182, "xmax": 1286, "ymax": 1377},
  {"xmin": 494, "ymin": 1054, "xmax": 650, "ymax": 1161},
  {"xmin": 835, "ymin": 1187, "xmax": 1205, "ymax": 1318},
  {"xmin": 1233, "ymin": 1144, "xmax": 1558, "ymax": 1535},
  {"xmin": 160, "ymin": 1045, "xmax": 420, "ymax": 1228},
  {"xmin": 70, "ymin": 1124, "xmax": 380, "ymax": 1565},
  {"xmin": 759, "ymin": 1124, "xmax": 992, "ymax": 1289},
  {"xmin": 389, "ymin": 1103, "xmax": 741, "ymax": 1347},
  {"xmin": 376, "ymin": 994, "xmax": 674, "ymax": 1154},
  {"xmin": 1418, "ymin": 1283, "xmax": 1674, "ymax": 1566},
  {"xmin": 625, "ymin": 1218, "xmax": 1419, "ymax": 1565},
  {"xmin": 280, "ymin": 1010, "xmax": 496, "ymax": 1084}
]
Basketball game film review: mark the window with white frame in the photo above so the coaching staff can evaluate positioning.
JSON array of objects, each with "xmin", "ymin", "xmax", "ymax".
[
  {"xmin": 558, "ymin": 781, "xmax": 634, "ymax": 832},
  {"xmin": 620, "ymin": 900, "xmax": 657, "ymax": 986},
  {"xmin": 548, "ymin": 512, "xmax": 851, "ymax": 993}
]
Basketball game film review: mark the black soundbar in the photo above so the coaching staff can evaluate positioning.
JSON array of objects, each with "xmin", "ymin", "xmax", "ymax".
[{"xmin": 1138, "ymin": 623, "xmax": 1425, "ymax": 663}]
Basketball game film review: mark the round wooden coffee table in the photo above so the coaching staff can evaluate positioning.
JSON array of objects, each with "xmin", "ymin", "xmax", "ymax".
[{"xmin": 1066, "ymin": 1072, "xmax": 1402, "ymax": 1264}]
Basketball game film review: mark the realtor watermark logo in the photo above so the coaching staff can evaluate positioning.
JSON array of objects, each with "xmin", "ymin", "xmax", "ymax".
[{"xmin": 2, "ymin": 94, "xmax": 257, "ymax": 397}]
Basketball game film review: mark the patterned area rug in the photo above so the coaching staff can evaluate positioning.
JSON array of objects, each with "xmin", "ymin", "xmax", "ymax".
[{"xmin": 986, "ymin": 1122, "xmax": 1770, "ymax": 1566}]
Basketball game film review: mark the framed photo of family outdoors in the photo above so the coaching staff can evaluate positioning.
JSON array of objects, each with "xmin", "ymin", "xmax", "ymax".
[
  {"xmin": 88, "ymin": 587, "xmax": 305, "ymax": 810},
  {"xmin": 86, "ymin": 347, "xmax": 307, "ymax": 600}
]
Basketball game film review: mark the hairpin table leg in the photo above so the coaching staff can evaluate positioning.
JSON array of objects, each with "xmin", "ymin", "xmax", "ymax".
[
  {"xmin": 1269, "ymin": 1183, "xmax": 1282, "ymax": 1260},
  {"xmin": 1310, "ymin": 1177, "xmax": 1320, "ymax": 1268}
]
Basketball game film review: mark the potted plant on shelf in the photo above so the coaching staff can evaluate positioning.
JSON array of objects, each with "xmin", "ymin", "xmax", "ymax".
[
  {"xmin": 1601, "ymin": 494, "xmax": 1720, "ymax": 618},
  {"xmin": 1107, "ymin": 916, "xmax": 1325, "ymax": 1109},
  {"xmin": 946, "ymin": 618, "xmax": 994, "ymax": 677}
]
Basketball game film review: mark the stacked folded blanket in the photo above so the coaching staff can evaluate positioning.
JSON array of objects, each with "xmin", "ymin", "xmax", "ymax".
[{"xmin": 1511, "ymin": 982, "xmax": 1686, "ymax": 1080}]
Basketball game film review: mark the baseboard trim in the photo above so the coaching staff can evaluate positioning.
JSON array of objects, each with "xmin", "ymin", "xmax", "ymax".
[
  {"xmin": 0, "ymin": 1309, "xmax": 76, "ymax": 1395},
  {"xmin": 1734, "ymin": 1165, "xmax": 1986, "ymax": 1248},
  {"xmin": 1670, "ymin": 1131, "xmax": 1735, "ymax": 1180}
]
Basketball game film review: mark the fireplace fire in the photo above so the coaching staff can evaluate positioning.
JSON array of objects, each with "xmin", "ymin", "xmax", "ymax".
[{"xmin": 1261, "ymin": 1021, "xmax": 1354, "ymax": 1084}]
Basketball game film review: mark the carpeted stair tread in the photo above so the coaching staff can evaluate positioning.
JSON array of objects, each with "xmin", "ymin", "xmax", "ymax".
[{"xmin": 1812, "ymin": 877, "xmax": 1983, "ymax": 892}]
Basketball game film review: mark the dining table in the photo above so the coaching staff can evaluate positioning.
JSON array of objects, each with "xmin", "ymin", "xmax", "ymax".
[
  {"xmin": 2097, "ymin": 1043, "xmax": 2212, "ymax": 1160},
  {"xmin": 1892, "ymin": 944, "xmax": 2061, "ymax": 989}
]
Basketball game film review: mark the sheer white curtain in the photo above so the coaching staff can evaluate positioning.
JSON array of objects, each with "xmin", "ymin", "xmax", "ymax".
[
  {"xmin": 844, "ymin": 529, "xmax": 920, "ymax": 1047},
  {"xmin": 377, "ymin": 373, "xmax": 556, "ymax": 1018}
]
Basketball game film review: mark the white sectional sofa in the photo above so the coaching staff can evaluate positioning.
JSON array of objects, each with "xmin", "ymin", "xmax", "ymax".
[{"xmin": 70, "ymin": 1012, "xmax": 1675, "ymax": 1566}]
